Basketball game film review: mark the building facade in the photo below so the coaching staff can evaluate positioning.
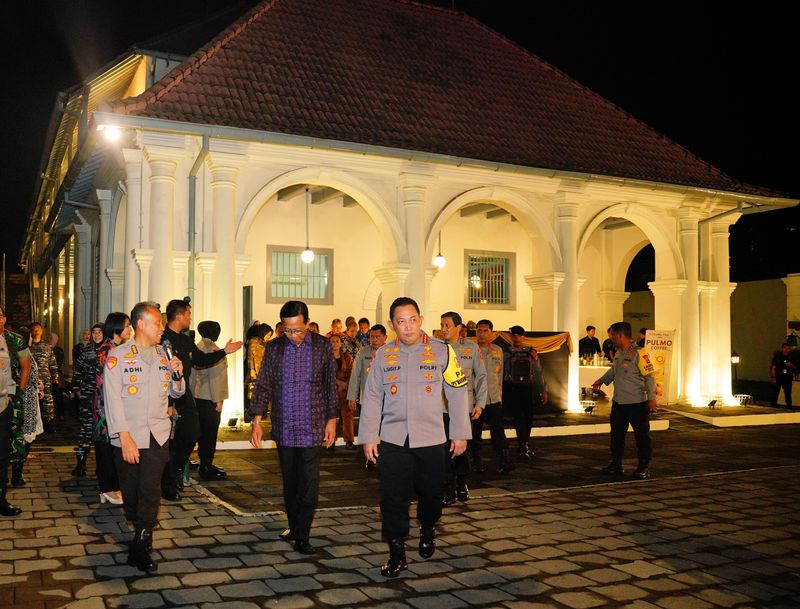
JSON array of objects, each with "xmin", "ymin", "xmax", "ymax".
[{"xmin": 21, "ymin": 0, "xmax": 797, "ymax": 422}]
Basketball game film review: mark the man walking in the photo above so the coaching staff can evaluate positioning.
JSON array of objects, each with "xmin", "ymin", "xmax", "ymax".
[
  {"xmin": 505, "ymin": 325, "xmax": 548, "ymax": 460},
  {"xmin": 360, "ymin": 297, "xmax": 470, "ymax": 577},
  {"xmin": 473, "ymin": 319, "xmax": 515, "ymax": 474},
  {"xmin": 347, "ymin": 324, "xmax": 387, "ymax": 452},
  {"xmin": 770, "ymin": 343, "xmax": 795, "ymax": 407},
  {"xmin": 104, "ymin": 302, "xmax": 185, "ymax": 571},
  {"xmin": 592, "ymin": 321, "xmax": 657, "ymax": 479},
  {"xmin": 249, "ymin": 300, "xmax": 338, "ymax": 555},
  {"xmin": 161, "ymin": 300, "xmax": 241, "ymax": 498}
]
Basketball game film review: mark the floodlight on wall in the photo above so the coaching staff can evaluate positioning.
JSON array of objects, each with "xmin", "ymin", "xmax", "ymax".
[
  {"xmin": 97, "ymin": 124, "xmax": 122, "ymax": 142},
  {"xmin": 730, "ymin": 351, "xmax": 740, "ymax": 365},
  {"xmin": 301, "ymin": 187, "xmax": 315, "ymax": 264},
  {"xmin": 433, "ymin": 233, "xmax": 446, "ymax": 268}
]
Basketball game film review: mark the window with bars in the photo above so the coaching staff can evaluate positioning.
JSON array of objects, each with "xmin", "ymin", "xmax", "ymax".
[
  {"xmin": 464, "ymin": 250, "xmax": 515, "ymax": 309},
  {"xmin": 266, "ymin": 245, "xmax": 334, "ymax": 305}
]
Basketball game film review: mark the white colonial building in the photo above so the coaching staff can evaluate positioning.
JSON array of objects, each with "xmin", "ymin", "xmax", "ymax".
[{"xmin": 21, "ymin": 0, "xmax": 797, "ymax": 422}]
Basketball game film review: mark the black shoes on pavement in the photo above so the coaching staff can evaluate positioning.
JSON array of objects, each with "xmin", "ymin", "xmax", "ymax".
[
  {"xmin": 127, "ymin": 528, "xmax": 157, "ymax": 573},
  {"xmin": 0, "ymin": 489, "xmax": 22, "ymax": 517},
  {"xmin": 601, "ymin": 461, "xmax": 625, "ymax": 475},
  {"xmin": 72, "ymin": 454, "xmax": 87, "ymax": 477},
  {"xmin": 517, "ymin": 445, "xmax": 534, "ymax": 461},
  {"xmin": 293, "ymin": 540, "xmax": 316, "ymax": 555},
  {"xmin": 419, "ymin": 528, "xmax": 436, "ymax": 559},
  {"xmin": 381, "ymin": 538, "xmax": 408, "ymax": 577},
  {"xmin": 632, "ymin": 463, "xmax": 650, "ymax": 479},
  {"xmin": 198, "ymin": 463, "xmax": 227, "ymax": 481}
]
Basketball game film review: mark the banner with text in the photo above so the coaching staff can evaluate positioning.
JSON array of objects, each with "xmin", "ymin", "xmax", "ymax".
[{"xmin": 645, "ymin": 330, "xmax": 676, "ymax": 404}]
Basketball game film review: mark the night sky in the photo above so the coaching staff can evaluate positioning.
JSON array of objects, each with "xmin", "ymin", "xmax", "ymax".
[{"xmin": 1, "ymin": 1, "xmax": 797, "ymax": 282}]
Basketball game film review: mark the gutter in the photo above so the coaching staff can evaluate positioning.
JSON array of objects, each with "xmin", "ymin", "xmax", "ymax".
[
  {"xmin": 187, "ymin": 134, "xmax": 210, "ymax": 305},
  {"xmin": 93, "ymin": 111, "xmax": 799, "ymax": 209}
]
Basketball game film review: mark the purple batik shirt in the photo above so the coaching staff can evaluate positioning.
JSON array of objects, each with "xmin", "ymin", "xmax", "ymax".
[{"xmin": 279, "ymin": 333, "xmax": 314, "ymax": 447}]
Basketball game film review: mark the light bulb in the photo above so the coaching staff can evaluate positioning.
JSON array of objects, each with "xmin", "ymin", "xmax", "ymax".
[
  {"xmin": 301, "ymin": 248, "xmax": 315, "ymax": 264},
  {"xmin": 433, "ymin": 253, "xmax": 446, "ymax": 268}
]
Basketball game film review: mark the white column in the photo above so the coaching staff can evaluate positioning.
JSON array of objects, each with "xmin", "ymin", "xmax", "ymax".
[
  {"xmin": 225, "ymin": 255, "xmax": 252, "ymax": 421},
  {"xmin": 105, "ymin": 269, "xmax": 124, "ymax": 312},
  {"xmin": 145, "ymin": 152, "xmax": 178, "ymax": 307},
  {"xmin": 710, "ymin": 219, "xmax": 737, "ymax": 404},
  {"xmin": 195, "ymin": 253, "xmax": 217, "ymax": 323},
  {"xmin": 399, "ymin": 173, "xmax": 432, "ymax": 314},
  {"xmin": 677, "ymin": 209, "xmax": 702, "ymax": 405},
  {"xmin": 374, "ymin": 264, "xmax": 411, "ymax": 321},
  {"xmin": 96, "ymin": 189, "xmax": 113, "ymax": 319},
  {"xmin": 698, "ymin": 282, "xmax": 717, "ymax": 400},
  {"xmin": 648, "ymin": 279, "xmax": 687, "ymax": 405},
  {"xmin": 122, "ymin": 148, "xmax": 143, "ymax": 313},
  {"xmin": 209, "ymin": 161, "xmax": 240, "ymax": 344},
  {"xmin": 133, "ymin": 250, "xmax": 154, "ymax": 302},
  {"xmin": 598, "ymin": 290, "xmax": 631, "ymax": 330},
  {"xmin": 172, "ymin": 251, "xmax": 191, "ymax": 301},
  {"xmin": 525, "ymin": 272, "xmax": 564, "ymax": 331},
  {"xmin": 73, "ymin": 221, "xmax": 93, "ymax": 334},
  {"xmin": 556, "ymin": 197, "xmax": 581, "ymax": 410}
]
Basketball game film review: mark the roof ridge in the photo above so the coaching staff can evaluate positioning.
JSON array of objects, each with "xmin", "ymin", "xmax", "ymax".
[
  {"xmin": 458, "ymin": 10, "xmax": 742, "ymax": 187},
  {"xmin": 113, "ymin": 0, "xmax": 278, "ymax": 113}
]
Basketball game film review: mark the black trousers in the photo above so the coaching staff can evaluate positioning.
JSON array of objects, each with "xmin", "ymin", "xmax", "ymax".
[
  {"xmin": 95, "ymin": 441, "xmax": 120, "ymax": 493},
  {"xmin": 172, "ymin": 403, "xmax": 200, "ymax": 471},
  {"xmin": 508, "ymin": 384, "xmax": 534, "ymax": 448},
  {"xmin": 114, "ymin": 433, "xmax": 170, "ymax": 530},
  {"xmin": 443, "ymin": 413, "xmax": 469, "ymax": 487},
  {"xmin": 772, "ymin": 377, "xmax": 793, "ymax": 407},
  {"xmin": 196, "ymin": 398, "xmax": 221, "ymax": 464},
  {"xmin": 379, "ymin": 439, "xmax": 447, "ymax": 540},
  {"xmin": 471, "ymin": 402, "xmax": 508, "ymax": 455},
  {"xmin": 277, "ymin": 445, "xmax": 322, "ymax": 541},
  {"xmin": 0, "ymin": 407, "xmax": 11, "ymax": 489},
  {"xmin": 609, "ymin": 401, "xmax": 652, "ymax": 465}
]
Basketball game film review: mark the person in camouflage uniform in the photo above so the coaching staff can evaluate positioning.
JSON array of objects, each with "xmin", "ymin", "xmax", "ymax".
[{"xmin": 29, "ymin": 322, "xmax": 59, "ymax": 431}]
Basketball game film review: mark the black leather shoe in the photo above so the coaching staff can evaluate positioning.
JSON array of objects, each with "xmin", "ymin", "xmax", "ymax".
[
  {"xmin": 127, "ymin": 529, "xmax": 157, "ymax": 573},
  {"xmin": 345, "ymin": 441, "xmax": 357, "ymax": 450},
  {"xmin": 381, "ymin": 539, "xmax": 407, "ymax": 577},
  {"xmin": 0, "ymin": 493, "xmax": 22, "ymax": 517},
  {"xmin": 442, "ymin": 487, "xmax": 456, "ymax": 507},
  {"xmin": 199, "ymin": 465, "xmax": 227, "ymax": 481},
  {"xmin": 456, "ymin": 483, "xmax": 469, "ymax": 502},
  {"xmin": 601, "ymin": 461, "xmax": 625, "ymax": 475},
  {"xmin": 279, "ymin": 529, "xmax": 293, "ymax": 544},
  {"xmin": 419, "ymin": 528, "xmax": 436, "ymax": 559},
  {"xmin": 293, "ymin": 539, "xmax": 316, "ymax": 555},
  {"xmin": 632, "ymin": 465, "xmax": 650, "ymax": 480},
  {"xmin": 161, "ymin": 489, "xmax": 181, "ymax": 502}
]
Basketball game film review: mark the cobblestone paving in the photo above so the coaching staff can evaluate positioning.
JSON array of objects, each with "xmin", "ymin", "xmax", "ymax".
[{"xmin": 2, "ymin": 424, "xmax": 799, "ymax": 609}]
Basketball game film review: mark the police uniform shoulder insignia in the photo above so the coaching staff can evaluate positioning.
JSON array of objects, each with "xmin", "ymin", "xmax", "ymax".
[
  {"xmin": 130, "ymin": 345, "xmax": 138, "ymax": 354},
  {"xmin": 443, "ymin": 344, "xmax": 468, "ymax": 388},
  {"xmin": 637, "ymin": 348, "xmax": 655, "ymax": 376},
  {"xmin": 106, "ymin": 356, "xmax": 118, "ymax": 369}
]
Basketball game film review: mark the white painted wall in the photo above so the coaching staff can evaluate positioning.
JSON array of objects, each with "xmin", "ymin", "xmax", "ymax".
[
  {"xmin": 242, "ymin": 193, "xmax": 384, "ymax": 328},
  {"xmin": 429, "ymin": 211, "xmax": 534, "ymax": 330},
  {"xmin": 731, "ymin": 279, "xmax": 786, "ymax": 381}
]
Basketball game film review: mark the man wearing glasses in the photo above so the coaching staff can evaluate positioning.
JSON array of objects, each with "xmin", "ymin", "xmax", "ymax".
[{"xmin": 248, "ymin": 300, "xmax": 338, "ymax": 555}]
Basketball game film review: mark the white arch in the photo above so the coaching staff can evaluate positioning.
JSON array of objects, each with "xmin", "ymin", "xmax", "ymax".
[
  {"xmin": 577, "ymin": 203, "xmax": 685, "ymax": 281},
  {"xmin": 236, "ymin": 167, "xmax": 407, "ymax": 262},
  {"xmin": 425, "ymin": 187, "xmax": 562, "ymax": 271}
]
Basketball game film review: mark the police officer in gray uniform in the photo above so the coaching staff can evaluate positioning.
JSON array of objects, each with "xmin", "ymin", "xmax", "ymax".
[
  {"xmin": 439, "ymin": 312, "xmax": 486, "ymax": 504},
  {"xmin": 592, "ymin": 321, "xmax": 657, "ymax": 480},
  {"xmin": 347, "ymin": 325, "xmax": 387, "ymax": 463},
  {"xmin": 361, "ymin": 297, "xmax": 470, "ymax": 577},
  {"xmin": 105, "ymin": 302, "xmax": 185, "ymax": 572}
]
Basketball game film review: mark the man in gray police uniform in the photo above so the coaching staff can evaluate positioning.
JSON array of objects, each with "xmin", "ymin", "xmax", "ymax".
[
  {"xmin": 105, "ymin": 302, "xmax": 185, "ymax": 572},
  {"xmin": 360, "ymin": 297, "xmax": 470, "ymax": 577},
  {"xmin": 439, "ymin": 311, "xmax": 486, "ymax": 504},
  {"xmin": 347, "ymin": 324, "xmax": 387, "ymax": 460},
  {"xmin": 592, "ymin": 320, "xmax": 657, "ymax": 480}
]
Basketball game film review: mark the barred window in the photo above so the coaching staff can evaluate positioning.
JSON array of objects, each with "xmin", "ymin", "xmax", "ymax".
[
  {"xmin": 465, "ymin": 250, "xmax": 515, "ymax": 309},
  {"xmin": 266, "ymin": 245, "xmax": 334, "ymax": 305}
]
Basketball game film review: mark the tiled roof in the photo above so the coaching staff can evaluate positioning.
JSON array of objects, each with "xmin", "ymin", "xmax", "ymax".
[{"xmin": 112, "ymin": 0, "xmax": 776, "ymax": 197}]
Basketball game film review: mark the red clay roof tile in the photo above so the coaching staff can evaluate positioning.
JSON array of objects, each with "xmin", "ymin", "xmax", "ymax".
[{"xmin": 112, "ymin": 0, "xmax": 776, "ymax": 197}]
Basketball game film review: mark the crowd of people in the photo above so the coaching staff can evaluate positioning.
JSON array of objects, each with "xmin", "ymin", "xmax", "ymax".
[{"xmin": 1, "ymin": 296, "xmax": 659, "ymax": 578}]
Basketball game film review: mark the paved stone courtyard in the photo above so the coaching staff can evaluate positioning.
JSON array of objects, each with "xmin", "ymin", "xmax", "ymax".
[{"xmin": 2, "ymin": 421, "xmax": 799, "ymax": 609}]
